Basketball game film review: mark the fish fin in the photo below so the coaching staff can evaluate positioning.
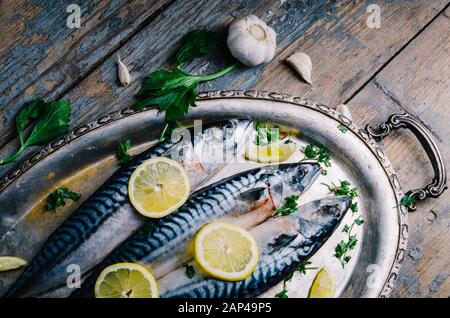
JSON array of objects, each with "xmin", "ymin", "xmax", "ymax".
[
  {"xmin": 267, "ymin": 233, "xmax": 298, "ymax": 254},
  {"xmin": 236, "ymin": 187, "xmax": 267, "ymax": 203}
]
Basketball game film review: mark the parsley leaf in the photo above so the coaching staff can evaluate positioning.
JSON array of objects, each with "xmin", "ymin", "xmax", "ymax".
[
  {"xmin": 176, "ymin": 29, "xmax": 219, "ymax": 66},
  {"xmin": 300, "ymin": 144, "xmax": 331, "ymax": 167},
  {"xmin": 46, "ymin": 187, "xmax": 80, "ymax": 211},
  {"xmin": 116, "ymin": 139, "xmax": 132, "ymax": 164},
  {"xmin": 181, "ymin": 262, "xmax": 196, "ymax": 279},
  {"xmin": 322, "ymin": 180, "xmax": 358, "ymax": 198},
  {"xmin": 396, "ymin": 194, "xmax": 416, "ymax": 209},
  {"xmin": 275, "ymin": 288, "xmax": 289, "ymax": 298},
  {"xmin": 1, "ymin": 99, "xmax": 71, "ymax": 165},
  {"xmin": 272, "ymin": 195, "xmax": 299, "ymax": 218},
  {"xmin": 297, "ymin": 261, "xmax": 317, "ymax": 275},
  {"xmin": 132, "ymin": 29, "xmax": 237, "ymax": 121},
  {"xmin": 337, "ymin": 123, "xmax": 348, "ymax": 133}
]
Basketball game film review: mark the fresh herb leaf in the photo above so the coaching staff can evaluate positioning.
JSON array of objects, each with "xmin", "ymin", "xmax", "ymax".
[
  {"xmin": 322, "ymin": 180, "xmax": 358, "ymax": 198},
  {"xmin": 272, "ymin": 195, "xmax": 299, "ymax": 218},
  {"xmin": 176, "ymin": 29, "xmax": 220, "ymax": 67},
  {"xmin": 133, "ymin": 65, "xmax": 236, "ymax": 121},
  {"xmin": 300, "ymin": 144, "xmax": 331, "ymax": 167},
  {"xmin": 181, "ymin": 262, "xmax": 196, "ymax": 279},
  {"xmin": 337, "ymin": 123, "xmax": 348, "ymax": 133},
  {"xmin": 335, "ymin": 215, "xmax": 364, "ymax": 267},
  {"xmin": 46, "ymin": 187, "xmax": 80, "ymax": 211},
  {"xmin": 354, "ymin": 216, "xmax": 364, "ymax": 225},
  {"xmin": 116, "ymin": 139, "xmax": 132, "ymax": 164},
  {"xmin": 1, "ymin": 99, "xmax": 71, "ymax": 165},
  {"xmin": 334, "ymin": 240, "xmax": 348, "ymax": 259},
  {"xmin": 396, "ymin": 194, "xmax": 416, "ymax": 209},
  {"xmin": 254, "ymin": 121, "xmax": 281, "ymax": 146},
  {"xmin": 321, "ymin": 170, "xmax": 328, "ymax": 176},
  {"xmin": 275, "ymin": 288, "xmax": 289, "ymax": 298},
  {"xmin": 132, "ymin": 29, "xmax": 237, "ymax": 121},
  {"xmin": 350, "ymin": 202, "xmax": 358, "ymax": 213},
  {"xmin": 284, "ymin": 139, "xmax": 293, "ymax": 144},
  {"xmin": 342, "ymin": 224, "xmax": 350, "ymax": 233}
]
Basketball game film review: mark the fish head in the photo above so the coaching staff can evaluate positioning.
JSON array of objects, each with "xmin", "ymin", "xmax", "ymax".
[
  {"xmin": 294, "ymin": 196, "xmax": 352, "ymax": 241},
  {"xmin": 262, "ymin": 162, "xmax": 321, "ymax": 208}
]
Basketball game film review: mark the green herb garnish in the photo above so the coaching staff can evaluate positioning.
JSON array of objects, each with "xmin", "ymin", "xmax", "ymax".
[
  {"xmin": 0, "ymin": 99, "xmax": 71, "ymax": 165},
  {"xmin": 337, "ymin": 123, "xmax": 348, "ymax": 133},
  {"xmin": 181, "ymin": 262, "xmax": 196, "ymax": 279},
  {"xmin": 132, "ymin": 29, "xmax": 237, "ymax": 121},
  {"xmin": 322, "ymin": 180, "xmax": 358, "ymax": 198},
  {"xmin": 116, "ymin": 139, "xmax": 132, "ymax": 164},
  {"xmin": 272, "ymin": 195, "xmax": 299, "ymax": 218},
  {"xmin": 275, "ymin": 261, "xmax": 316, "ymax": 298},
  {"xmin": 396, "ymin": 194, "xmax": 416, "ymax": 209},
  {"xmin": 254, "ymin": 121, "xmax": 281, "ymax": 146},
  {"xmin": 300, "ymin": 144, "xmax": 331, "ymax": 167},
  {"xmin": 46, "ymin": 187, "xmax": 80, "ymax": 211}
]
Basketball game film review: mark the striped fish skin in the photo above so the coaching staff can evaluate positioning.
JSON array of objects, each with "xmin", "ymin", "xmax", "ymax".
[
  {"xmin": 71, "ymin": 162, "xmax": 322, "ymax": 297},
  {"xmin": 159, "ymin": 196, "xmax": 351, "ymax": 298},
  {"xmin": 5, "ymin": 119, "xmax": 253, "ymax": 298}
]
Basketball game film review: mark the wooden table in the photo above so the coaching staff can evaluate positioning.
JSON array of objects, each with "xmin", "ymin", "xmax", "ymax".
[{"xmin": 0, "ymin": 0, "xmax": 448, "ymax": 297}]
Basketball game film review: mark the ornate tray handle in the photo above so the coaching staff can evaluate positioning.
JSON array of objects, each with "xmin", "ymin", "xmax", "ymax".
[{"xmin": 366, "ymin": 113, "xmax": 447, "ymax": 211}]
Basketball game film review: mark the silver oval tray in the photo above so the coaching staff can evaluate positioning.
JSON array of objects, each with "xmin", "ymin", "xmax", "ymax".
[{"xmin": 0, "ymin": 90, "xmax": 446, "ymax": 298}]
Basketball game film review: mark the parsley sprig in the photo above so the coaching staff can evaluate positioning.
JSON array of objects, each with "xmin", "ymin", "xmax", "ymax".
[
  {"xmin": 322, "ymin": 179, "xmax": 363, "ymax": 268},
  {"xmin": 396, "ymin": 194, "xmax": 416, "ymax": 209},
  {"xmin": 116, "ymin": 139, "xmax": 132, "ymax": 164},
  {"xmin": 300, "ymin": 144, "xmax": 331, "ymax": 175},
  {"xmin": 272, "ymin": 195, "xmax": 299, "ymax": 218},
  {"xmin": 46, "ymin": 187, "xmax": 81, "ymax": 211},
  {"xmin": 337, "ymin": 123, "xmax": 348, "ymax": 133},
  {"xmin": 275, "ymin": 261, "xmax": 317, "ymax": 298},
  {"xmin": 0, "ymin": 99, "xmax": 71, "ymax": 165},
  {"xmin": 132, "ymin": 29, "xmax": 237, "ymax": 121},
  {"xmin": 181, "ymin": 262, "xmax": 196, "ymax": 279}
]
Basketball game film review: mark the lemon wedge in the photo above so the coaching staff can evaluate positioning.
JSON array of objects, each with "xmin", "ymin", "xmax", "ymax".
[
  {"xmin": 245, "ymin": 142, "xmax": 296, "ymax": 163},
  {"xmin": 194, "ymin": 222, "xmax": 259, "ymax": 281},
  {"xmin": 128, "ymin": 157, "xmax": 190, "ymax": 218},
  {"xmin": 95, "ymin": 263, "xmax": 158, "ymax": 298},
  {"xmin": 0, "ymin": 256, "xmax": 28, "ymax": 272},
  {"xmin": 308, "ymin": 267, "xmax": 336, "ymax": 298}
]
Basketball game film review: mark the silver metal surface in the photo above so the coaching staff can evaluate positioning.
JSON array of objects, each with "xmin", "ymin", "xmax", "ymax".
[{"xmin": 0, "ymin": 90, "xmax": 417, "ymax": 297}]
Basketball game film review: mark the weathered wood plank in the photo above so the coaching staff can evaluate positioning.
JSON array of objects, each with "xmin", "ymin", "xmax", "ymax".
[
  {"xmin": 348, "ymin": 11, "xmax": 450, "ymax": 297},
  {"xmin": 0, "ymin": 0, "xmax": 171, "ymax": 148}
]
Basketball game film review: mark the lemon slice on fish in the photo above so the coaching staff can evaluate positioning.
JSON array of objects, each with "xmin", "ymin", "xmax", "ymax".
[
  {"xmin": 95, "ymin": 263, "xmax": 158, "ymax": 298},
  {"xmin": 0, "ymin": 256, "xmax": 28, "ymax": 272},
  {"xmin": 245, "ymin": 142, "xmax": 296, "ymax": 163},
  {"xmin": 194, "ymin": 222, "xmax": 259, "ymax": 281},
  {"xmin": 129, "ymin": 157, "xmax": 190, "ymax": 218},
  {"xmin": 308, "ymin": 267, "xmax": 336, "ymax": 298}
]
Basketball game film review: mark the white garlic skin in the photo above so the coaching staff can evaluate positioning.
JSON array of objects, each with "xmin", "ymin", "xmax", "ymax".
[
  {"xmin": 227, "ymin": 15, "xmax": 276, "ymax": 66},
  {"xmin": 337, "ymin": 104, "xmax": 353, "ymax": 121},
  {"xmin": 286, "ymin": 52, "xmax": 312, "ymax": 84},
  {"xmin": 117, "ymin": 54, "xmax": 131, "ymax": 86}
]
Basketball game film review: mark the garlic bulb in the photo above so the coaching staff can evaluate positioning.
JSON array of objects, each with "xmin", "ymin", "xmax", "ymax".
[
  {"xmin": 286, "ymin": 52, "xmax": 312, "ymax": 84},
  {"xmin": 227, "ymin": 15, "xmax": 276, "ymax": 66},
  {"xmin": 117, "ymin": 54, "xmax": 131, "ymax": 86}
]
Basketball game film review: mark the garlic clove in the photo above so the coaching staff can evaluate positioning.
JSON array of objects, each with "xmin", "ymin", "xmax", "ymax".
[
  {"xmin": 117, "ymin": 54, "xmax": 131, "ymax": 86},
  {"xmin": 286, "ymin": 52, "xmax": 312, "ymax": 85},
  {"xmin": 227, "ymin": 15, "xmax": 277, "ymax": 66},
  {"xmin": 337, "ymin": 104, "xmax": 353, "ymax": 121}
]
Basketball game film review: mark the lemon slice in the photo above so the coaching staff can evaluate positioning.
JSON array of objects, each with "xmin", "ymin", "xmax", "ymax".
[
  {"xmin": 95, "ymin": 263, "xmax": 158, "ymax": 298},
  {"xmin": 0, "ymin": 256, "xmax": 28, "ymax": 272},
  {"xmin": 194, "ymin": 222, "xmax": 259, "ymax": 281},
  {"xmin": 308, "ymin": 267, "xmax": 336, "ymax": 298},
  {"xmin": 129, "ymin": 157, "xmax": 190, "ymax": 218},
  {"xmin": 245, "ymin": 142, "xmax": 296, "ymax": 163}
]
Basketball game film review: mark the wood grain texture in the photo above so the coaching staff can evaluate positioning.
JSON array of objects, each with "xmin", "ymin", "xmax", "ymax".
[
  {"xmin": 0, "ymin": 0, "xmax": 171, "ymax": 148},
  {"xmin": 348, "ymin": 11, "xmax": 450, "ymax": 297}
]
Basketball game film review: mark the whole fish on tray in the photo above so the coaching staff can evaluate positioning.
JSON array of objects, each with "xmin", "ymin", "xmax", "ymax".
[
  {"xmin": 159, "ymin": 196, "xmax": 351, "ymax": 298},
  {"xmin": 5, "ymin": 119, "xmax": 253, "ymax": 298},
  {"xmin": 72, "ymin": 162, "xmax": 322, "ymax": 297}
]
